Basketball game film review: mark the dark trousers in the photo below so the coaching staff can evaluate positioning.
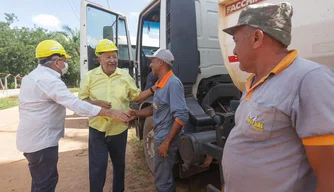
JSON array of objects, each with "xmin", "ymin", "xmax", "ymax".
[
  {"xmin": 154, "ymin": 140, "xmax": 179, "ymax": 192},
  {"xmin": 89, "ymin": 127, "xmax": 128, "ymax": 192},
  {"xmin": 23, "ymin": 146, "xmax": 59, "ymax": 192}
]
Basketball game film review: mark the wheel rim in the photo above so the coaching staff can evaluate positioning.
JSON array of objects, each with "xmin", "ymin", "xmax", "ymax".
[{"xmin": 145, "ymin": 128, "xmax": 155, "ymax": 160}]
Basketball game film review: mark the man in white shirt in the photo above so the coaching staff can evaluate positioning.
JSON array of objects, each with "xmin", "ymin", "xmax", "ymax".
[{"xmin": 16, "ymin": 40, "xmax": 130, "ymax": 192}]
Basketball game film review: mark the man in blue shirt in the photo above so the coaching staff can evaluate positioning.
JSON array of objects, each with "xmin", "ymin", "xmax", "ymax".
[{"xmin": 130, "ymin": 48, "xmax": 189, "ymax": 192}]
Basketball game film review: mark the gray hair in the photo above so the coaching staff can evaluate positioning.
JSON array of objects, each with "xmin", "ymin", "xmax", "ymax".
[
  {"xmin": 97, "ymin": 52, "xmax": 118, "ymax": 58},
  {"xmin": 39, "ymin": 55, "xmax": 61, "ymax": 67}
]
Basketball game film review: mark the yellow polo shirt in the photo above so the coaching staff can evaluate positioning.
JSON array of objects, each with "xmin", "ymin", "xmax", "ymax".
[{"xmin": 79, "ymin": 66, "xmax": 141, "ymax": 136}]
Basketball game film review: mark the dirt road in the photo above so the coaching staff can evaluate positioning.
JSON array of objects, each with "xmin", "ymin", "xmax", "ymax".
[{"xmin": 0, "ymin": 106, "xmax": 221, "ymax": 192}]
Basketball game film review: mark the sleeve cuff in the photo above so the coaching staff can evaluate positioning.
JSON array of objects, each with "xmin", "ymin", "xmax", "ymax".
[
  {"xmin": 91, "ymin": 106, "xmax": 102, "ymax": 118},
  {"xmin": 302, "ymin": 134, "xmax": 334, "ymax": 146},
  {"xmin": 130, "ymin": 90, "xmax": 141, "ymax": 101},
  {"xmin": 175, "ymin": 118, "xmax": 184, "ymax": 126}
]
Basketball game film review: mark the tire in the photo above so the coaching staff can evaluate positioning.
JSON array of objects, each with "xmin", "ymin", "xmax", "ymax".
[{"xmin": 143, "ymin": 116, "xmax": 155, "ymax": 173}]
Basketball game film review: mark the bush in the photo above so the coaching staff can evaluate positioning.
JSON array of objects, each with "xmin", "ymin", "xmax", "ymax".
[{"xmin": 8, "ymin": 82, "xmax": 15, "ymax": 89}]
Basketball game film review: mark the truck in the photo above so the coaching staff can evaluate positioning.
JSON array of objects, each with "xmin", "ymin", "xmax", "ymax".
[{"xmin": 80, "ymin": 0, "xmax": 334, "ymax": 191}]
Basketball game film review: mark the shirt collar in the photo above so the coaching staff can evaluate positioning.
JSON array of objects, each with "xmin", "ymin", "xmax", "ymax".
[
  {"xmin": 94, "ymin": 66, "xmax": 123, "ymax": 77},
  {"xmin": 245, "ymin": 49, "xmax": 298, "ymax": 92},
  {"xmin": 38, "ymin": 64, "xmax": 61, "ymax": 79},
  {"xmin": 155, "ymin": 70, "xmax": 174, "ymax": 90}
]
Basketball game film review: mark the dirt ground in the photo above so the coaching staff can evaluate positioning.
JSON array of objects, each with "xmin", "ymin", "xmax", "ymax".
[{"xmin": 0, "ymin": 106, "xmax": 221, "ymax": 192}]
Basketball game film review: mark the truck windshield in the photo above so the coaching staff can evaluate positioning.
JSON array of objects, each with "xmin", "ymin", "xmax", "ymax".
[{"xmin": 142, "ymin": 21, "xmax": 159, "ymax": 55}]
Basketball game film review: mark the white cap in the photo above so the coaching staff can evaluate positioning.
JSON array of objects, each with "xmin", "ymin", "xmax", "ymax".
[{"xmin": 147, "ymin": 48, "xmax": 174, "ymax": 66}]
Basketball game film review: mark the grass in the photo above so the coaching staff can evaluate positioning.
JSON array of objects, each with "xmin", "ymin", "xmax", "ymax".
[
  {"xmin": 0, "ymin": 96, "xmax": 19, "ymax": 110},
  {"xmin": 125, "ymin": 128, "xmax": 156, "ymax": 191},
  {"xmin": 0, "ymin": 88, "xmax": 79, "ymax": 110}
]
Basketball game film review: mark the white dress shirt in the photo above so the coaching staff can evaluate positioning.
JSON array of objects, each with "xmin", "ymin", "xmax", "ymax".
[{"xmin": 16, "ymin": 65, "xmax": 101, "ymax": 153}]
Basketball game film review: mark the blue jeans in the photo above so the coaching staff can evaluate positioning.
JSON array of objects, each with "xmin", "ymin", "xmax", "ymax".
[
  {"xmin": 24, "ymin": 146, "xmax": 59, "ymax": 192},
  {"xmin": 89, "ymin": 127, "xmax": 128, "ymax": 192},
  {"xmin": 154, "ymin": 140, "xmax": 179, "ymax": 192}
]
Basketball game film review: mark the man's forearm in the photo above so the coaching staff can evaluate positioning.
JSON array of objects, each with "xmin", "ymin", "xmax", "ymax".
[
  {"xmin": 83, "ymin": 98, "xmax": 96, "ymax": 105},
  {"xmin": 163, "ymin": 120, "xmax": 183, "ymax": 144},
  {"xmin": 305, "ymin": 145, "xmax": 334, "ymax": 192},
  {"xmin": 135, "ymin": 106, "xmax": 153, "ymax": 117},
  {"xmin": 133, "ymin": 87, "xmax": 155, "ymax": 103},
  {"xmin": 97, "ymin": 108, "xmax": 119, "ymax": 117},
  {"xmin": 97, "ymin": 108, "xmax": 108, "ymax": 116}
]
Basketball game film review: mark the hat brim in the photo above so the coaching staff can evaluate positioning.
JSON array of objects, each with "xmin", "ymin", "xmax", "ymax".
[
  {"xmin": 65, "ymin": 54, "xmax": 72, "ymax": 59},
  {"xmin": 222, "ymin": 24, "xmax": 244, "ymax": 35},
  {"xmin": 146, "ymin": 56, "xmax": 173, "ymax": 66},
  {"xmin": 146, "ymin": 55, "xmax": 156, "ymax": 60}
]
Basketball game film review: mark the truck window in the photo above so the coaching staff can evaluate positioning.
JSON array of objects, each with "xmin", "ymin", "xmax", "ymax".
[
  {"xmin": 118, "ymin": 19, "xmax": 130, "ymax": 61},
  {"xmin": 86, "ymin": 5, "xmax": 117, "ymax": 70},
  {"xmin": 142, "ymin": 21, "xmax": 160, "ymax": 55}
]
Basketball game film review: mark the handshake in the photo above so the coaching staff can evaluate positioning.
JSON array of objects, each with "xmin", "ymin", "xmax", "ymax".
[
  {"xmin": 102, "ymin": 108, "xmax": 137, "ymax": 123},
  {"xmin": 94, "ymin": 100, "xmax": 138, "ymax": 123}
]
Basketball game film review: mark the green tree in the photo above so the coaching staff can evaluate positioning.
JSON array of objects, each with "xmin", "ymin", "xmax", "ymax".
[
  {"xmin": 4, "ymin": 13, "xmax": 18, "ymax": 24},
  {"xmin": 59, "ymin": 25, "xmax": 80, "ymax": 53},
  {"xmin": 0, "ymin": 13, "xmax": 80, "ymax": 87},
  {"xmin": 56, "ymin": 25, "xmax": 81, "ymax": 87}
]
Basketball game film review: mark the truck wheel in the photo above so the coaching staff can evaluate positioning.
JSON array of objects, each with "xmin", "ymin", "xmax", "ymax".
[{"xmin": 143, "ymin": 116, "xmax": 155, "ymax": 173}]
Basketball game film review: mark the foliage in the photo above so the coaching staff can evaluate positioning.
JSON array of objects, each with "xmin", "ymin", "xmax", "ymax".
[{"xmin": 0, "ymin": 13, "xmax": 80, "ymax": 87}]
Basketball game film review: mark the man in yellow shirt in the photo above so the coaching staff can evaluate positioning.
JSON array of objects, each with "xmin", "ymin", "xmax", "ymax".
[{"xmin": 79, "ymin": 39, "xmax": 154, "ymax": 192}]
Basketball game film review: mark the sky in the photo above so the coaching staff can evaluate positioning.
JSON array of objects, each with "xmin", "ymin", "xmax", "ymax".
[{"xmin": 0, "ymin": 0, "xmax": 152, "ymax": 41}]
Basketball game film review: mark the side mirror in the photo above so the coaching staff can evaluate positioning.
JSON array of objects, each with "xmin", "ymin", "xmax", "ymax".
[{"xmin": 103, "ymin": 26, "xmax": 114, "ymax": 42}]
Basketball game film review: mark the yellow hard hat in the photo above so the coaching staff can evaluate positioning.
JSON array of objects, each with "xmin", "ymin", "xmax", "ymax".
[
  {"xmin": 95, "ymin": 39, "xmax": 118, "ymax": 56},
  {"xmin": 35, "ymin": 40, "xmax": 71, "ymax": 59}
]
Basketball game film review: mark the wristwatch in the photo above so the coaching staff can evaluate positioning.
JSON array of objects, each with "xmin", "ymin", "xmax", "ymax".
[{"xmin": 150, "ymin": 87, "xmax": 155, "ymax": 94}]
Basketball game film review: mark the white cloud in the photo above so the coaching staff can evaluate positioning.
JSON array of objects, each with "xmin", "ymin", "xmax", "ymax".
[
  {"xmin": 129, "ymin": 12, "xmax": 139, "ymax": 18},
  {"xmin": 32, "ymin": 14, "xmax": 60, "ymax": 30}
]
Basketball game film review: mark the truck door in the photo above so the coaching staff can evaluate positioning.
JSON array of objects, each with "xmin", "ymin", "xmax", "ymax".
[{"xmin": 80, "ymin": 0, "xmax": 135, "ymax": 80}]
